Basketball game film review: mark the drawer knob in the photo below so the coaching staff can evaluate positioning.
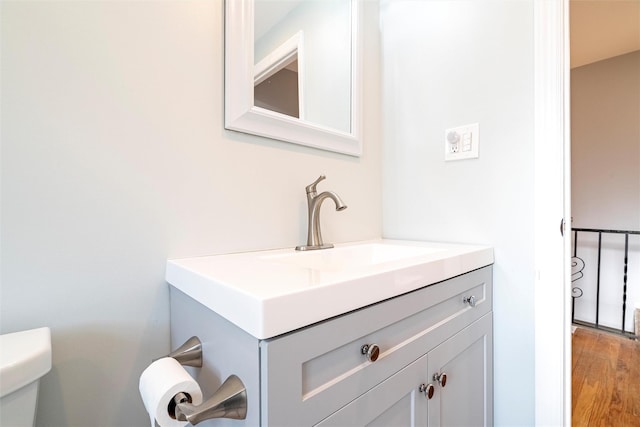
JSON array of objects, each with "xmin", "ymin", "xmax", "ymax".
[
  {"xmin": 433, "ymin": 372, "xmax": 447, "ymax": 387},
  {"xmin": 361, "ymin": 344, "xmax": 380, "ymax": 362},
  {"xmin": 419, "ymin": 383, "xmax": 435, "ymax": 399},
  {"xmin": 463, "ymin": 295, "xmax": 477, "ymax": 307}
]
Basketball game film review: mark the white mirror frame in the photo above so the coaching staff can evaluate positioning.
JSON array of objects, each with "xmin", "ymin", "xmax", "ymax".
[{"xmin": 224, "ymin": 0, "xmax": 362, "ymax": 157}]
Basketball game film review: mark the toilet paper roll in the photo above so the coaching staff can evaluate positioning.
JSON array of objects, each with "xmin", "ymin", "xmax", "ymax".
[{"xmin": 139, "ymin": 357, "xmax": 203, "ymax": 427}]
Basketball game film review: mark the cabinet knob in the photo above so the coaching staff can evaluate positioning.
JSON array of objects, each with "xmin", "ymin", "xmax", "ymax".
[
  {"xmin": 433, "ymin": 372, "xmax": 447, "ymax": 387},
  {"xmin": 361, "ymin": 344, "xmax": 380, "ymax": 362},
  {"xmin": 463, "ymin": 295, "xmax": 477, "ymax": 307},
  {"xmin": 418, "ymin": 383, "xmax": 435, "ymax": 399}
]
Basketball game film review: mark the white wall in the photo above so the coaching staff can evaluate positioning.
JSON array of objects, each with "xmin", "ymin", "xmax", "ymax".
[
  {"xmin": 380, "ymin": 1, "xmax": 535, "ymax": 425},
  {"xmin": 571, "ymin": 50, "xmax": 640, "ymax": 231},
  {"xmin": 0, "ymin": 1, "xmax": 381, "ymax": 425}
]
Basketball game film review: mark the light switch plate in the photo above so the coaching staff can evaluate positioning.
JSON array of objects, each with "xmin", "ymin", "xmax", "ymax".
[{"xmin": 445, "ymin": 123, "xmax": 479, "ymax": 161}]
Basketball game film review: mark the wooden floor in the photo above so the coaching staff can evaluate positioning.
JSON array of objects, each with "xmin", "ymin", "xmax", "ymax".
[{"xmin": 572, "ymin": 327, "xmax": 640, "ymax": 426}]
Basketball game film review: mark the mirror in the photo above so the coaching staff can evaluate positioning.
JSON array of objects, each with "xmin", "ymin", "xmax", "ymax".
[{"xmin": 225, "ymin": 0, "xmax": 362, "ymax": 156}]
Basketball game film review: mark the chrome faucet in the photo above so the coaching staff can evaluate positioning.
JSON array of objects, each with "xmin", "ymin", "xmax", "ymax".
[{"xmin": 296, "ymin": 175, "xmax": 347, "ymax": 251}]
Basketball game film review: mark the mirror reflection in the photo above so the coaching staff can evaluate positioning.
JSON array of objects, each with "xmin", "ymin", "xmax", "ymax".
[{"xmin": 254, "ymin": 0, "xmax": 352, "ymax": 133}]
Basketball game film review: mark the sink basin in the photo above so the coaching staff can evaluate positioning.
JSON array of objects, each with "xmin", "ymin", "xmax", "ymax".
[
  {"xmin": 166, "ymin": 239, "xmax": 494, "ymax": 339},
  {"xmin": 261, "ymin": 243, "xmax": 443, "ymax": 272}
]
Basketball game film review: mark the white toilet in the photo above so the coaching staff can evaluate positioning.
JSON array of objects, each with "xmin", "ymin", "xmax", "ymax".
[{"xmin": 0, "ymin": 327, "xmax": 52, "ymax": 427}]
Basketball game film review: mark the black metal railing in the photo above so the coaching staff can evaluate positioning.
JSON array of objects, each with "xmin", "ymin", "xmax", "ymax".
[{"xmin": 571, "ymin": 227, "xmax": 640, "ymax": 338}]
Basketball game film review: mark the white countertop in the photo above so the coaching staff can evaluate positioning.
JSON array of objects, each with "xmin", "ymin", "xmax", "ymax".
[{"xmin": 165, "ymin": 239, "xmax": 494, "ymax": 339}]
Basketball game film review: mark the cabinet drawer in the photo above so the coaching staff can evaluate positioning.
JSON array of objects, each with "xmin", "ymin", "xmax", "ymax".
[{"xmin": 261, "ymin": 266, "xmax": 492, "ymax": 426}]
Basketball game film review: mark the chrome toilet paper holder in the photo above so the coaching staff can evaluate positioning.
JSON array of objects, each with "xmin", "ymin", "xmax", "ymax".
[
  {"xmin": 172, "ymin": 375, "xmax": 247, "ymax": 424},
  {"xmin": 166, "ymin": 336, "xmax": 248, "ymax": 425},
  {"xmin": 166, "ymin": 336, "xmax": 203, "ymax": 367}
]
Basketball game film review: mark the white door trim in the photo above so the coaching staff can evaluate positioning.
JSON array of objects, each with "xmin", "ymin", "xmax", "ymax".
[{"xmin": 533, "ymin": 0, "xmax": 571, "ymax": 425}]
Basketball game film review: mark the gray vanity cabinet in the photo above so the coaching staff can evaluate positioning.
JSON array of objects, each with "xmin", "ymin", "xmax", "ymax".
[
  {"xmin": 261, "ymin": 266, "xmax": 492, "ymax": 426},
  {"xmin": 169, "ymin": 266, "xmax": 492, "ymax": 427},
  {"xmin": 316, "ymin": 314, "xmax": 492, "ymax": 427}
]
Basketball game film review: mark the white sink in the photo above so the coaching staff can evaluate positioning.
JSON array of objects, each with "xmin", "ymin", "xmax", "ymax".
[
  {"xmin": 166, "ymin": 239, "xmax": 493, "ymax": 339},
  {"xmin": 260, "ymin": 243, "xmax": 444, "ymax": 272}
]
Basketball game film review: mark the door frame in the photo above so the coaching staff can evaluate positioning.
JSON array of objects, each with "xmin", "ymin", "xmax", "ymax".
[{"xmin": 533, "ymin": 0, "xmax": 571, "ymax": 425}]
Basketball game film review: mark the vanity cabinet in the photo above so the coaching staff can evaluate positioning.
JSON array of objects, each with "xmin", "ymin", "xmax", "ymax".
[
  {"xmin": 169, "ymin": 266, "xmax": 492, "ymax": 427},
  {"xmin": 316, "ymin": 314, "xmax": 492, "ymax": 426}
]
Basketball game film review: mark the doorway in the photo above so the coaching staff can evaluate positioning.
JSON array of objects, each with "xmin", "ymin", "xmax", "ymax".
[
  {"xmin": 569, "ymin": 0, "xmax": 640, "ymax": 336},
  {"xmin": 569, "ymin": 1, "xmax": 640, "ymax": 425}
]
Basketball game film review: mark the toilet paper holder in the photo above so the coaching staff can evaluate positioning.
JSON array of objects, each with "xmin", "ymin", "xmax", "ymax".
[
  {"xmin": 172, "ymin": 375, "xmax": 247, "ymax": 424},
  {"xmin": 166, "ymin": 336, "xmax": 203, "ymax": 368},
  {"xmin": 166, "ymin": 336, "xmax": 248, "ymax": 425}
]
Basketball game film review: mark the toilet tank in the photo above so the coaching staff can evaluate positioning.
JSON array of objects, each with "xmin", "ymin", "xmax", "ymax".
[{"xmin": 0, "ymin": 327, "xmax": 52, "ymax": 427}]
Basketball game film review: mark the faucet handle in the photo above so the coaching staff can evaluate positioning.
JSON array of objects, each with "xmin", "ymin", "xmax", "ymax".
[{"xmin": 305, "ymin": 175, "xmax": 326, "ymax": 194}]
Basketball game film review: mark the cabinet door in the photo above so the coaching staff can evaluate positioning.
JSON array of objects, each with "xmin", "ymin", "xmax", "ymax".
[
  {"xmin": 428, "ymin": 314, "xmax": 493, "ymax": 427},
  {"xmin": 315, "ymin": 354, "xmax": 430, "ymax": 427}
]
